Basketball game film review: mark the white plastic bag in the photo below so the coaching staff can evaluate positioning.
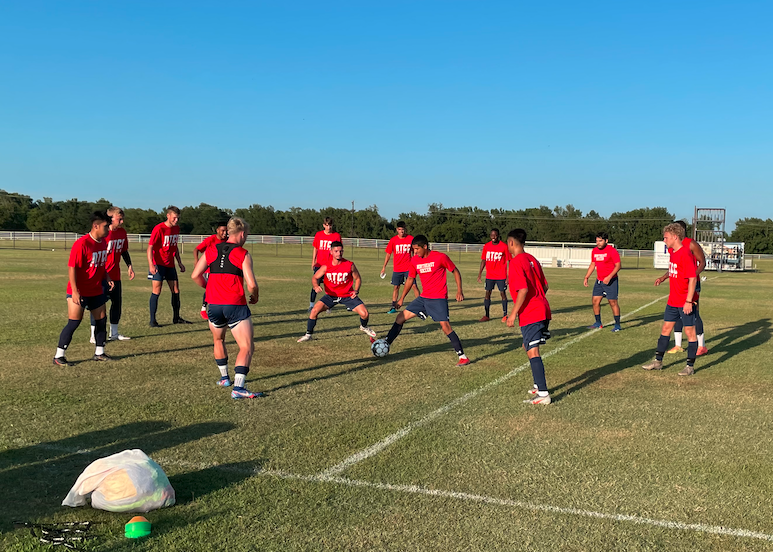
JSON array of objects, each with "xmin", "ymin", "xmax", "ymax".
[{"xmin": 62, "ymin": 449, "xmax": 175, "ymax": 513}]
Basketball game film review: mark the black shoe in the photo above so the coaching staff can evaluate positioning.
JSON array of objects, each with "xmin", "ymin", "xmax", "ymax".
[
  {"xmin": 173, "ymin": 318, "xmax": 193, "ymax": 325},
  {"xmin": 149, "ymin": 321, "xmax": 162, "ymax": 328},
  {"xmin": 92, "ymin": 353, "xmax": 112, "ymax": 361},
  {"xmin": 53, "ymin": 356, "xmax": 72, "ymax": 366}
]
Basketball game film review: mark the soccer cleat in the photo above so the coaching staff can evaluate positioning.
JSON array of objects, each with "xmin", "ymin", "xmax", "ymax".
[
  {"xmin": 666, "ymin": 346, "xmax": 684, "ymax": 354},
  {"xmin": 678, "ymin": 365, "xmax": 695, "ymax": 376},
  {"xmin": 109, "ymin": 334, "xmax": 131, "ymax": 341},
  {"xmin": 611, "ymin": 324, "xmax": 622, "ymax": 333},
  {"xmin": 642, "ymin": 359, "xmax": 663, "ymax": 371},
  {"xmin": 359, "ymin": 325, "xmax": 377, "ymax": 338},
  {"xmin": 479, "ymin": 316, "xmax": 491, "ymax": 322},
  {"xmin": 527, "ymin": 387, "xmax": 539, "ymax": 396},
  {"xmin": 502, "ymin": 316, "xmax": 508, "ymax": 323},
  {"xmin": 696, "ymin": 346, "xmax": 709, "ymax": 356},
  {"xmin": 173, "ymin": 318, "xmax": 193, "ymax": 325},
  {"xmin": 417, "ymin": 311, "xmax": 427, "ymax": 321},
  {"xmin": 92, "ymin": 353, "xmax": 112, "ymax": 362},
  {"xmin": 456, "ymin": 356, "xmax": 471, "ymax": 367},
  {"xmin": 217, "ymin": 376, "xmax": 232, "ymax": 387},
  {"xmin": 231, "ymin": 387, "xmax": 265, "ymax": 399},
  {"xmin": 524, "ymin": 395, "xmax": 551, "ymax": 405},
  {"xmin": 587, "ymin": 322, "xmax": 603, "ymax": 329},
  {"xmin": 53, "ymin": 356, "xmax": 72, "ymax": 367},
  {"xmin": 387, "ymin": 308, "xmax": 398, "ymax": 314},
  {"xmin": 200, "ymin": 308, "xmax": 208, "ymax": 320},
  {"xmin": 297, "ymin": 334, "xmax": 313, "ymax": 343},
  {"xmin": 149, "ymin": 321, "xmax": 162, "ymax": 328}
]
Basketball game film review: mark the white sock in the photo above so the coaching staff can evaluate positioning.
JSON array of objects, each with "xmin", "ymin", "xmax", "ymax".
[
  {"xmin": 537, "ymin": 391, "xmax": 549, "ymax": 397},
  {"xmin": 95, "ymin": 346, "xmax": 105, "ymax": 355},
  {"xmin": 674, "ymin": 332, "xmax": 683, "ymax": 348},
  {"xmin": 90, "ymin": 326, "xmax": 95, "ymax": 338},
  {"xmin": 698, "ymin": 334, "xmax": 705, "ymax": 347},
  {"xmin": 110, "ymin": 323, "xmax": 119, "ymax": 337},
  {"xmin": 533, "ymin": 384, "xmax": 538, "ymax": 389},
  {"xmin": 459, "ymin": 354, "xmax": 468, "ymax": 360},
  {"xmin": 218, "ymin": 365, "xmax": 229, "ymax": 377},
  {"xmin": 56, "ymin": 347, "xmax": 66, "ymax": 358},
  {"xmin": 234, "ymin": 374, "xmax": 246, "ymax": 388}
]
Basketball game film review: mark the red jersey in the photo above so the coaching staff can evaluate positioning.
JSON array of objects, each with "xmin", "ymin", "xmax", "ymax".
[
  {"xmin": 105, "ymin": 227, "xmax": 129, "ymax": 281},
  {"xmin": 668, "ymin": 244, "xmax": 699, "ymax": 307},
  {"xmin": 205, "ymin": 243, "xmax": 248, "ymax": 305},
  {"xmin": 668, "ymin": 238, "xmax": 701, "ymax": 268},
  {"xmin": 313, "ymin": 231, "xmax": 342, "ymax": 268},
  {"xmin": 481, "ymin": 240, "xmax": 509, "ymax": 280},
  {"xmin": 149, "ymin": 223, "xmax": 180, "ymax": 268},
  {"xmin": 410, "ymin": 251, "xmax": 456, "ymax": 300},
  {"xmin": 323, "ymin": 259, "xmax": 354, "ymax": 298},
  {"xmin": 508, "ymin": 252, "xmax": 551, "ymax": 326},
  {"xmin": 386, "ymin": 235, "xmax": 414, "ymax": 272},
  {"xmin": 591, "ymin": 245, "xmax": 620, "ymax": 280},
  {"xmin": 66, "ymin": 233, "xmax": 108, "ymax": 297},
  {"xmin": 196, "ymin": 234, "xmax": 226, "ymax": 253}
]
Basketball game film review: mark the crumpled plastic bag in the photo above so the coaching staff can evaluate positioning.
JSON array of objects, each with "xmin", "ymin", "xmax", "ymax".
[{"xmin": 62, "ymin": 449, "xmax": 175, "ymax": 513}]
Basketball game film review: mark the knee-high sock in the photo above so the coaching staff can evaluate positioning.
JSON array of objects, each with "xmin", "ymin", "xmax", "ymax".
[
  {"xmin": 94, "ymin": 317, "xmax": 107, "ymax": 347},
  {"xmin": 655, "ymin": 334, "xmax": 670, "ymax": 361},
  {"xmin": 447, "ymin": 331, "xmax": 464, "ymax": 356},
  {"xmin": 483, "ymin": 299, "xmax": 491, "ymax": 317},
  {"xmin": 529, "ymin": 356, "xmax": 548, "ymax": 392},
  {"xmin": 234, "ymin": 365, "xmax": 249, "ymax": 388},
  {"xmin": 171, "ymin": 292, "xmax": 181, "ymax": 319},
  {"xmin": 149, "ymin": 293, "xmax": 160, "ymax": 323},
  {"xmin": 360, "ymin": 316, "xmax": 369, "ymax": 327},
  {"xmin": 57, "ymin": 319, "xmax": 82, "ymax": 352},
  {"xmin": 306, "ymin": 318, "xmax": 317, "ymax": 335},
  {"xmin": 109, "ymin": 281, "xmax": 122, "ymax": 325},
  {"xmin": 501, "ymin": 300, "xmax": 508, "ymax": 316},
  {"xmin": 687, "ymin": 341, "xmax": 698, "ymax": 367},
  {"xmin": 386, "ymin": 322, "xmax": 403, "ymax": 344}
]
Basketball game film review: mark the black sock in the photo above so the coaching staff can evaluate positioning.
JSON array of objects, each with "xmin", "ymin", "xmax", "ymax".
[
  {"xmin": 310, "ymin": 288, "xmax": 317, "ymax": 303},
  {"xmin": 94, "ymin": 317, "xmax": 107, "ymax": 347},
  {"xmin": 447, "ymin": 331, "xmax": 464, "ymax": 356},
  {"xmin": 595, "ymin": 314, "xmax": 602, "ymax": 324},
  {"xmin": 391, "ymin": 301, "xmax": 397, "ymax": 308},
  {"xmin": 360, "ymin": 316, "xmax": 369, "ymax": 327},
  {"xmin": 484, "ymin": 299, "xmax": 491, "ymax": 317},
  {"xmin": 57, "ymin": 319, "xmax": 82, "ymax": 351},
  {"xmin": 656, "ymin": 334, "xmax": 670, "ymax": 361},
  {"xmin": 386, "ymin": 322, "xmax": 403, "ymax": 344},
  {"xmin": 171, "ymin": 292, "xmax": 181, "ymax": 319},
  {"xmin": 306, "ymin": 318, "xmax": 317, "ymax": 335},
  {"xmin": 202, "ymin": 291, "xmax": 207, "ymax": 306},
  {"xmin": 529, "ymin": 357, "xmax": 548, "ymax": 392},
  {"xmin": 149, "ymin": 293, "xmax": 160, "ymax": 323},
  {"xmin": 614, "ymin": 315, "xmax": 621, "ymax": 325},
  {"xmin": 502, "ymin": 300, "xmax": 508, "ymax": 316},
  {"xmin": 687, "ymin": 341, "xmax": 698, "ymax": 366}
]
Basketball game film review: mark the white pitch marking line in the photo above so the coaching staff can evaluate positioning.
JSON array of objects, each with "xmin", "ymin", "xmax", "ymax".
[{"xmin": 318, "ymin": 294, "xmax": 669, "ymax": 478}]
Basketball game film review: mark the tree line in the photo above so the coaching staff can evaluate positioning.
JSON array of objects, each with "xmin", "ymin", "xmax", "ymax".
[{"xmin": 2, "ymin": 189, "xmax": 769, "ymax": 252}]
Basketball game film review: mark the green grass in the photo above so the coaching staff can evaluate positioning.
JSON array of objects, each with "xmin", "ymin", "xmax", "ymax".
[{"xmin": 1, "ymin": 249, "xmax": 772, "ymax": 551}]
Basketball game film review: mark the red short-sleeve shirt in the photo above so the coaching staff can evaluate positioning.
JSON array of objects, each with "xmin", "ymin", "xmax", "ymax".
[
  {"xmin": 386, "ymin": 235, "xmax": 414, "ymax": 272},
  {"xmin": 410, "ymin": 251, "xmax": 456, "ymax": 299},
  {"xmin": 508, "ymin": 252, "xmax": 551, "ymax": 326},
  {"xmin": 481, "ymin": 240, "xmax": 509, "ymax": 280},
  {"xmin": 67, "ymin": 234, "xmax": 108, "ymax": 297}
]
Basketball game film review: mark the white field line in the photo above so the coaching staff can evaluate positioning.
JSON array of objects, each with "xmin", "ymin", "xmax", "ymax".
[{"xmin": 318, "ymin": 294, "xmax": 669, "ymax": 478}]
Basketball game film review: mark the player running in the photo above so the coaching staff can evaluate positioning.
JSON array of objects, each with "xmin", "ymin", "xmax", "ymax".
[
  {"xmin": 583, "ymin": 231, "xmax": 622, "ymax": 332},
  {"xmin": 642, "ymin": 223, "xmax": 700, "ymax": 376},
  {"xmin": 298, "ymin": 241, "xmax": 376, "ymax": 342},
  {"xmin": 309, "ymin": 217, "xmax": 341, "ymax": 311},
  {"xmin": 53, "ymin": 211, "xmax": 113, "ymax": 366},
  {"xmin": 192, "ymin": 217, "xmax": 263, "ymax": 399},
  {"xmin": 506, "ymin": 229, "xmax": 552, "ymax": 405},
  {"xmin": 477, "ymin": 228, "xmax": 509, "ymax": 322},
  {"xmin": 194, "ymin": 222, "xmax": 228, "ymax": 319},
  {"xmin": 147, "ymin": 206, "xmax": 190, "ymax": 326},
  {"xmin": 380, "ymin": 221, "xmax": 419, "ymax": 313},
  {"xmin": 384, "ymin": 235, "xmax": 470, "ymax": 366}
]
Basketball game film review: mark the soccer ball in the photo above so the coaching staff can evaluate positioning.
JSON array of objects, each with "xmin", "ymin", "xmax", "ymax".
[{"xmin": 371, "ymin": 338, "xmax": 390, "ymax": 358}]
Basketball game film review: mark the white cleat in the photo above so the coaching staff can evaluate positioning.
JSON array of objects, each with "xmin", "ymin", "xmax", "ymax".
[
  {"xmin": 109, "ymin": 334, "xmax": 131, "ymax": 341},
  {"xmin": 524, "ymin": 395, "xmax": 552, "ymax": 405},
  {"xmin": 297, "ymin": 334, "xmax": 313, "ymax": 343},
  {"xmin": 359, "ymin": 326, "xmax": 377, "ymax": 338}
]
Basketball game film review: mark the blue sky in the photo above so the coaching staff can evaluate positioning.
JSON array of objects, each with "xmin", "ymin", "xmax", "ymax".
[{"xmin": 1, "ymin": 1, "xmax": 771, "ymax": 226}]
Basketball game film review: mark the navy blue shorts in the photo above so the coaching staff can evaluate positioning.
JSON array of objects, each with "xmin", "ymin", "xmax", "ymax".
[
  {"xmin": 65, "ymin": 293, "xmax": 107, "ymax": 311},
  {"xmin": 485, "ymin": 278, "xmax": 507, "ymax": 292},
  {"xmin": 207, "ymin": 304, "xmax": 252, "ymax": 328},
  {"xmin": 320, "ymin": 295, "xmax": 364, "ymax": 311},
  {"xmin": 405, "ymin": 296, "xmax": 450, "ymax": 322},
  {"xmin": 391, "ymin": 271, "xmax": 410, "ymax": 286},
  {"xmin": 149, "ymin": 265, "xmax": 178, "ymax": 282},
  {"xmin": 592, "ymin": 277, "xmax": 619, "ymax": 300},
  {"xmin": 664, "ymin": 304, "xmax": 696, "ymax": 327},
  {"xmin": 521, "ymin": 320, "xmax": 551, "ymax": 351}
]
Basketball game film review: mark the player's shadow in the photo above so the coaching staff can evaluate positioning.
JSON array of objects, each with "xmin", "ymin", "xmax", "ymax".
[
  {"xmin": 0, "ymin": 420, "xmax": 234, "ymax": 533},
  {"xmin": 550, "ymin": 303, "xmax": 591, "ymax": 316},
  {"xmin": 692, "ymin": 318, "xmax": 772, "ymax": 373}
]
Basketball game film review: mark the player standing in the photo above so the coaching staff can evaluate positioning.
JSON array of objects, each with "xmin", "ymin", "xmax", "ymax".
[
  {"xmin": 477, "ymin": 228, "xmax": 509, "ymax": 322},
  {"xmin": 583, "ymin": 231, "xmax": 622, "ymax": 332},
  {"xmin": 53, "ymin": 211, "xmax": 113, "ymax": 365},
  {"xmin": 192, "ymin": 217, "xmax": 263, "ymax": 399},
  {"xmin": 309, "ymin": 217, "xmax": 341, "ymax": 311},
  {"xmin": 380, "ymin": 221, "xmax": 419, "ymax": 313},
  {"xmin": 194, "ymin": 222, "xmax": 228, "ymax": 319},
  {"xmin": 642, "ymin": 223, "xmax": 699, "ymax": 376},
  {"xmin": 506, "ymin": 229, "xmax": 552, "ymax": 405},
  {"xmin": 147, "ymin": 206, "xmax": 190, "ymax": 327},
  {"xmin": 384, "ymin": 235, "xmax": 470, "ymax": 366},
  {"xmin": 297, "ymin": 241, "xmax": 376, "ymax": 342}
]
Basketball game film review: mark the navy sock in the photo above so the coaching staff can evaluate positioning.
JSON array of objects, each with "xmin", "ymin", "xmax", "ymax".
[
  {"xmin": 360, "ymin": 316, "xmax": 369, "ymax": 327},
  {"xmin": 94, "ymin": 317, "xmax": 107, "ymax": 347},
  {"xmin": 484, "ymin": 299, "xmax": 491, "ymax": 317},
  {"xmin": 234, "ymin": 365, "xmax": 249, "ymax": 388},
  {"xmin": 529, "ymin": 356, "xmax": 548, "ymax": 392},
  {"xmin": 656, "ymin": 334, "xmax": 670, "ymax": 361},
  {"xmin": 310, "ymin": 288, "xmax": 317, "ymax": 303},
  {"xmin": 171, "ymin": 292, "xmax": 181, "ymax": 319},
  {"xmin": 149, "ymin": 293, "xmax": 160, "ymax": 323},
  {"xmin": 447, "ymin": 331, "xmax": 464, "ymax": 356},
  {"xmin": 614, "ymin": 315, "xmax": 621, "ymax": 326},
  {"xmin": 391, "ymin": 300, "xmax": 397, "ymax": 308},
  {"xmin": 386, "ymin": 322, "xmax": 403, "ymax": 344},
  {"xmin": 306, "ymin": 318, "xmax": 317, "ymax": 335},
  {"xmin": 202, "ymin": 292, "xmax": 207, "ymax": 305},
  {"xmin": 687, "ymin": 341, "xmax": 698, "ymax": 366},
  {"xmin": 502, "ymin": 300, "xmax": 508, "ymax": 316},
  {"xmin": 695, "ymin": 311, "xmax": 704, "ymax": 335},
  {"xmin": 594, "ymin": 313, "xmax": 602, "ymax": 324},
  {"xmin": 57, "ymin": 319, "xmax": 82, "ymax": 350}
]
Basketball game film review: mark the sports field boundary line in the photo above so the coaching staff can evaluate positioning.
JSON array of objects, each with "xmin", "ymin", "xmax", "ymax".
[{"xmin": 317, "ymin": 293, "xmax": 670, "ymax": 477}]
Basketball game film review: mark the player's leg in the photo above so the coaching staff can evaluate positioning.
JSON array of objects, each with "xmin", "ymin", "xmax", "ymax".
[
  {"xmin": 481, "ymin": 280, "xmax": 494, "ymax": 321},
  {"xmin": 498, "ymin": 280, "xmax": 508, "ymax": 321},
  {"xmin": 668, "ymin": 317, "xmax": 684, "ymax": 353},
  {"xmin": 91, "ymin": 300, "xmax": 110, "ymax": 361},
  {"xmin": 210, "ymin": 320, "xmax": 230, "ymax": 386},
  {"xmin": 298, "ymin": 297, "xmax": 331, "ymax": 341},
  {"xmin": 54, "ymin": 298, "xmax": 87, "ymax": 365},
  {"xmin": 230, "ymin": 317, "xmax": 263, "ymax": 398},
  {"xmin": 352, "ymin": 303, "xmax": 376, "ymax": 338},
  {"xmin": 679, "ymin": 310, "xmax": 699, "ymax": 376},
  {"xmin": 643, "ymin": 314, "xmax": 677, "ymax": 370},
  {"xmin": 169, "ymin": 277, "xmax": 189, "ymax": 324},
  {"xmin": 388, "ymin": 284, "xmax": 401, "ymax": 313},
  {"xmin": 149, "ymin": 275, "xmax": 163, "ymax": 327},
  {"xmin": 385, "ymin": 305, "xmax": 418, "ymax": 345},
  {"xmin": 439, "ymin": 319, "xmax": 470, "ymax": 366},
  {"xmin": 200, "ymin": 273, "xmax": 209, "ymax": 320},
  {"xmin": 108, "ymin": 281, "xmax": 129, "ymax": 340},
  {"xmin": 90, "ymin": 279, "xmax": 109, "ymax": 343},
  {"xmin": 695, "ymin": 304, "xmax": 708, "ymax": 355},
  {"xmin": 309, "ymin": 267, "xmax": 319, "ymax": 311},
  {"xmin": 589, "ymin": 282, "xmax": 604, "ymax": 328},
  {"xmin": 606, "ymin": 278, "xmax": 621, "ymax": 331}
]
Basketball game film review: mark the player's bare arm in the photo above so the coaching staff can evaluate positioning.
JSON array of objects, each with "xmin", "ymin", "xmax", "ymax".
[
  {"xmin": 684, "ymin": 277, "xmax": 697, "ymax": 314},
  {"xmin": 147, "ymin": 243, "xmax": 157, "ymax": 275},
  {"xmin": 689, "ymin": 241, "xmax": 707, "ymax": 275},
  {"xmin": 477, "ymin": 258, "xmax": 486, "ymax": 283},
  {"xmin": 242, "ymin": 253, "xmax": 259, "ymax": 304},
  {"xmin": 655, "ymin": 271, "xmax": 669, "ymax": 286},
  {"xmin": 311, "ymin": 247, "xmax": 318, "ymax": 269},
  {"xmin": 191, "ymin": 253, "xmax": 209, "ymax": 287},
  {"xmin": 452, "ymin": 267, "xmax": 464, "ymax": 302},
  {"xmin": 351, "ymin": 264, "xmax": 362, "ymax": 298},
  {"xmin": 603, "ymin": 261, "xmax": 622, "ymax": 285},
  {"xmin": 397, "ymin": 276, "xmax": 416, "ymax": 307},
  {"xmin": 312, "ymin": 266, "xmax": 326, "ymax": 294},
  {"xmin": 175, "ymin": 249, "xmax": 186, "ymax": 273},
  {"xmin": 380, "ymin": 252, "xmax": 391, "ymax": 277},
  {"xmin": 68, "ymin": 266, "xmax": 81, "ymax": 305},
  {"xmin": 507, "ymin": 288, "xmax": 528, "ymax": 327},
  {"xmin": 583, "ymin": 262, "xmax": 596, "ymax": 286},
  {"xmin": 106, "ymin": 273, "xmax": 115, "ymax": 292}
]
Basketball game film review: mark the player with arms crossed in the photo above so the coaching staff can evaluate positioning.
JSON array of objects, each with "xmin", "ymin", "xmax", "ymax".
[
  {"xmin": 477, "ymin": 228, "xmax": 509, "ymax": 322},
  {"xmin": 89, "ymin": 206, "xmax": 135, "ymax": 343},
  {"xmin": 380, "ymin": 221, "xmax": 419, "ymax": 313},
  {"xmin": 194, "ymin": 222, "xmax": 228, "ymax": 319},
  {"xmin": 506, "ymin": 229, "xmax": 553, "ymax": 404},
  {"xmin": 642, "ymin": 223, "xmax": 700, "ymax": 376},
  {"xmin": 192, "ymin": 217, "xmax": 263, "ymax": 399},
  {"xmin": 147, "ymin": 206, "xmax": 190, "ymax": 327},
  {"xmin": 384, "ymin": 235, "xmax": 470, "ymax": 366},
  {"xmin": 309, "ymin": 217, "xmax": 341, "ymax": 311},
  {"xmin": 53, "ymin": 211, "xmax": 114, "ymax": 365},
  {"xmin": 583, "ymin": 231, "xmax": 622, "ymax": 332},
  {"xmin": 298, "ymin": 241, "xmax": 376, "ymax": 342}
]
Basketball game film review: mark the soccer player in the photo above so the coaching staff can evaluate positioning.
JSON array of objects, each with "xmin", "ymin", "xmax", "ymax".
[
  {"xmin": 297, "ymin": 241, "xmax": 376, "ymax": 342},
  {"xmin": 194, "ymin": 222, "xmax": 228, "ymax": 319},
  {"xmin": 192, "ymin": 217, "xmax": 263, "ymax": 399},
  {"xmin": 583, "ymin": 231, "xmax": 622, "ymax": 332},
  {"xmin": 477, "ymin": 228, "xmax": 509, "ymax": 322},
  {"xmin": 642, "ymin": 223, "xmax": 699, "ymax": 376},
  {"xmin": 89, "ymin": 207, "xmax": 135, "ymax": 343},
  {"xmin": 380, "ymin": 221, "xmax": 419, "ymax": 313},
  {"xmin": 147, "ymin": 206, "xmax": 190, "ymax": 326},
  {"xmin": 384, "ymin": 235, "xmax": 470, "ymax": 366},
  {"xmin": 53, "ymin": 211, "xmax": 113, "ymax": 366},
  {"xmin": 309, "ymin": 217, "xmax": 341, "ymax": 311},
  {"xmin": 505, "ymin": 229, "xmax": 552, "ymax": 405},
  {"xmin": 666, "ymin": 220, "xmax": 708, "ymax": 356}
]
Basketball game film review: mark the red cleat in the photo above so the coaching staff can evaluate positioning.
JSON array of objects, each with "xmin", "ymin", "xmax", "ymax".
[
  {"xmin": 696, "ymin": 346, "xmax": 709, "ymax": 356},
  {"xmin": 200, "ymin": 309, "xmax": 208, "ymax": 320},
  {"xmin": 479, "ymin": 316, "xmax": 491, "ymax": 322},
  {"xmin": 502, "ymin": 316, "xmax": 508, "ymax": 323},
  {"xmin": 456, "ymin": 356, "xmax": 471, "ymax": 367}
]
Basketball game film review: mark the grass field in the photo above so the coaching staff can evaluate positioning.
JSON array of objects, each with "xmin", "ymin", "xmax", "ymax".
[{"xmin": 1, "ymin": 247, "xmax": 772, "ymax": 551}]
